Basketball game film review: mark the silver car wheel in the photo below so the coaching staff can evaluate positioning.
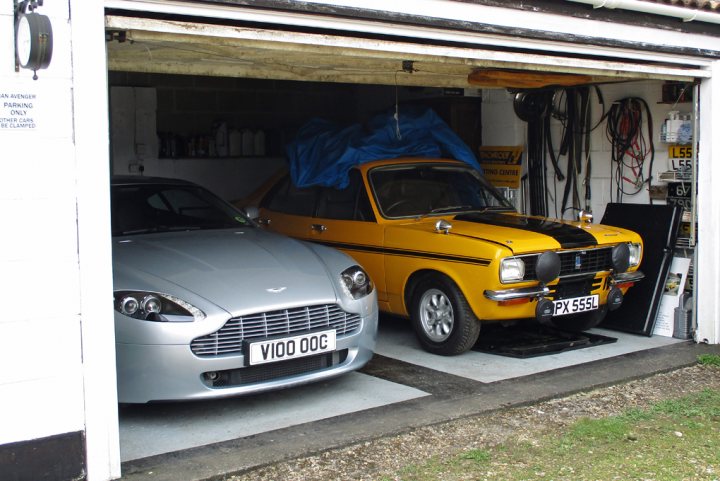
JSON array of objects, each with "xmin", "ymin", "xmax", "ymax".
[{"xmin": 419, "ymin": 288, "xmax": 454, "ymax": 342}]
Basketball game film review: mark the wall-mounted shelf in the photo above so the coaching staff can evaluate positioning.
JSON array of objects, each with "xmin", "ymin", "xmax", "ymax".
[
  {"xmin": 660, "ymin": 81, "xmax": 693, "ymax": 104},
  {"xmin": 659, "ymin": 170, "xmax": 692, "ymax": 182}
]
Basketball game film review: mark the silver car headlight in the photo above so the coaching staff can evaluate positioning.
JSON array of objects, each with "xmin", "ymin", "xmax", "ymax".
[
  {"xmin": 341, "ymin": 266, "xmax": 373, "ymax": 300},
  {"xmin": 628, "ymin": 242, "xmax": 642, "ymax": 267},
  {"xmin": 500, "ymin": 257, "xmax": 525, "ymax": 283},
  {"xmin": 114, "ymin": 291, "xmax": 206, "ymax": 322}
]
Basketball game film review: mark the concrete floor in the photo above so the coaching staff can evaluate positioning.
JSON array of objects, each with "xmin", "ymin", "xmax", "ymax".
[
  {"xmin": 119, "ymin": 372, "xmax": 427, "ymax": 462},
  {"xmin": 374, "ymin": 317, "xmax": 682, "ymax": 383},
  {"xmin": 118, "ymin": 315, "xmax": 714, "ymax": 481}
]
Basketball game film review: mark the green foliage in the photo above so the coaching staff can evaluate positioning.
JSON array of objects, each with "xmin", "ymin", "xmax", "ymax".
[
  {"xmin": 698, "ymin": 354, "xmax": 720, "ymax": 366},
  {"xmin": 459, "ymin": 449, "xmax": 490, "ymax": 463},
  {"xmin": 567, "ymin": 415, "xmax": 630, "ymax": 442},
  {"xmin": 651, "ymin": 388, "xmax": 720, "ymax": 417},
  {"xmin": 388, "ymin": 388, "xmax": 720, "ymax": 481}
]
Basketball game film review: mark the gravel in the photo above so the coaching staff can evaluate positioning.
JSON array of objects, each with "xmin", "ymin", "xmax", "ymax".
[{"xmin": 232, "ymin": 364, "xmax": 720, "ymax": 481}]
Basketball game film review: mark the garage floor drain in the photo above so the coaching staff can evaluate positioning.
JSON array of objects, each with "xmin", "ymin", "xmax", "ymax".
[{"xmin": 473, "ymin": 324, "xmax": 617, "ymax": 358}]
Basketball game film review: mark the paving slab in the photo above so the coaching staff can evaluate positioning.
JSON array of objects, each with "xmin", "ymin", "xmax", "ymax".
[{"xmin": 119, "ymin": 372, "xmax": 428, "ymax": 462}]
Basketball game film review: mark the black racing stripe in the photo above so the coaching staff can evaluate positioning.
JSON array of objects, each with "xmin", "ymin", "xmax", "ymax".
[
  {"xmin": 312, "ymin": 240, "xmax": 491, "ymax": 266},
  {"xmin": 454, "ymin": 213, "xmax": 597, "ymax": 249}
]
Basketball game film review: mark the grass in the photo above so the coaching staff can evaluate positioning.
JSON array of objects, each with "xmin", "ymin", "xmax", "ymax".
[
  {"xmin": 388, "ymin": 385, "xmax": 720, "ymax": 481},
  {"xmin": 698, "ymin": 354, "xmax": 720, "ymax": 367}
]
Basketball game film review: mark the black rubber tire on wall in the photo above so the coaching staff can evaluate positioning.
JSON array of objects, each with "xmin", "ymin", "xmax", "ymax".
[
  {"xmin": 409, "ymin": 274, "xmax": 482, "ymax": 355},
  {"xmin": 551, "ymin": 305, "xmax": 608, "ymax": 332}
]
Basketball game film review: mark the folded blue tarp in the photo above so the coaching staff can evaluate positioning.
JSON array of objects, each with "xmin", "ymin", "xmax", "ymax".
[{"xmin": 286, "ymin": 107, "xmax": 481, "ymax": 188}]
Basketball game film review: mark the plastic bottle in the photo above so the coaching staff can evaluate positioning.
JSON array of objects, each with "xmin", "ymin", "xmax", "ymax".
[
  {"xmin": 254, "ymin": 130, "xmax": 266, "ymax": 156},
  {"xmin": 229, "ymin": 129, "xmax": 242, "ymax": 156},
  {"xmin": 214, "ymin": 122, "xmax": 228, "ymax": 157},
  {"xmin": 241, "ymin": 129, "xmax": 254, "ymax": 156}
]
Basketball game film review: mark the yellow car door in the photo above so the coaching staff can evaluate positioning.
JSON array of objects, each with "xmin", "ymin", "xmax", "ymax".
[
  {"xmin": 310, "ymin": 171, "xmax": 387, "ymax": 303},
  {"xmin": 258, "ymin": 170, "xmax": 388, "ymax": 303}
]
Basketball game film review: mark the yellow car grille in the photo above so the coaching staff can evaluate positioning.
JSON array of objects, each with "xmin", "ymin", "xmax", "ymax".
[{"xmin": 523, "ymin": 247, "xmax": 614, "ymax": 281}]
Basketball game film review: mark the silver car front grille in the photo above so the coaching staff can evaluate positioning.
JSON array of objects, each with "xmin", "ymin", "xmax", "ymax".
[{"xmin": 190, "ymin": 304, "xmax": 362, "ymax": 357}]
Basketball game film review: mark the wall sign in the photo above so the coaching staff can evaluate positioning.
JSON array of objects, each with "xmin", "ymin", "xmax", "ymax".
[
  {"xmin": 667, "ymin": 144, "xmax": 692, "ymax": 172},
  {"xmin": 477, "ymin": 146, "xmax": 524, "ymax": 189},
  {"xmin": 666, "ymin": 182, "xmax": 691, "ymax": 210},
  {"xmin": 653, "ymin": 256, "xmax": 691, "ymax": 338},
  {"xmin": 0, "ymin": 90, "xmax": 37, "ymax": 130}
]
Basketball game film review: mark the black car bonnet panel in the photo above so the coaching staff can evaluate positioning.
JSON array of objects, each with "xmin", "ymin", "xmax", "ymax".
[{"xmin": 454, "ymin": 213, "xmax": 598, "ymax": 249}]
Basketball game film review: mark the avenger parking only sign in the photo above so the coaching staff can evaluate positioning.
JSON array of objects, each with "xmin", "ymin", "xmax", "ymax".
[{"xmin": 0, "ymin": 91, "xmax": 37, "ymax": 130}]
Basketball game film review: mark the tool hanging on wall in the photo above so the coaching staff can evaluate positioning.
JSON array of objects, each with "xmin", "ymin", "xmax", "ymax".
[
  {"xmin": 513, "ymin": 90, "xmax": 553, "ymax": 217},
  {"xmin": 604, "ymin": 97, "xmax": 655, "ymax": 203},
  {"xmin": 514, "ymin": 86, "xmax": 603, "ymax": 219},
  {"xmin": 553, "ymin": 86, "xmax": 596, "ymax": 219}
]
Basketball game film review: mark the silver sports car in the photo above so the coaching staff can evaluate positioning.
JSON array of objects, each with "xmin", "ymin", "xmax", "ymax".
[{"xmin": 111, "ymin": 176, "xmax": 378, "ymax": 403}]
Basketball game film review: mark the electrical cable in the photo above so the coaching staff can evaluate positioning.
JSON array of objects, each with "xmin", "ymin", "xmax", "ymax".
[
  {"xmin": 605, "ymin": 97, "xmax": 655, "ymax": 203},
  {"xmin": 516, "ymin": 86, "xmax": 605, "ymax": 219},
  {"xmin": 557, "ymin": 86, "xmax": 594, "ymax": 218},
  {"xmin": 514, "ymin": 90, "xmax": 552, "ymax": 216}
]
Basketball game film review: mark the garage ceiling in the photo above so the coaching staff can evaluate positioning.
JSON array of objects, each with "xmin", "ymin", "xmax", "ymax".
[{"xmin": 105, "ymin": 15, "xmax": 708, "ymax": 89}]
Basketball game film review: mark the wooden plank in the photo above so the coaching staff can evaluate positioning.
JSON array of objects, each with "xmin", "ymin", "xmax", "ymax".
[
  {"xmin": 468, "ymin": 69, "xmax": 599, "ymax": 88},
  {"xmin": 104, "ymin": 16, "xmax": 704, "ymax": 80}
]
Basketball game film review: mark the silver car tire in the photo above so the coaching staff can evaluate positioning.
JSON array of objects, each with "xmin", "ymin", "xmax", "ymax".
[{"xmin": 410, "ymin": 274, "xmax": 481, "ymax": 356}]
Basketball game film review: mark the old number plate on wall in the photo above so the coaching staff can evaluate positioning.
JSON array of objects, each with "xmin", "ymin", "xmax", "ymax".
[
  {"xmin": 248, "ymin": 330, "xmax": 336, "ymax": 365},
  {"xmin": 553, "ymin": 295, "xmax": 599, "ymax": 317}
]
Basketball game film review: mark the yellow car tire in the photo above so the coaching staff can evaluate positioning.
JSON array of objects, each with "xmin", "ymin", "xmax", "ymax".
[{"xmin": 410, "ymin": 274, "xmax": 482, "ymax": 356}]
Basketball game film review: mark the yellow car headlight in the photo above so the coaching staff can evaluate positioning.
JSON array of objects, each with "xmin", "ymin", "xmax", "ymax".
[
  {"xmin": 629, "ymin": 243, "xmax": 642, "ymax": 267},
  {"xmin": 500, "ymin": 257, "xmax": 525, "ymax": 283}
]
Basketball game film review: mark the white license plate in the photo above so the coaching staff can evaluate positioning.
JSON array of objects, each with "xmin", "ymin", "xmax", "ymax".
[
  {"xmin": 553, "ymin": 295, "xmax": 599, "ymax": 317},
  {"xmin": 248, "ymin": 330, "xmax": 336, "ymax": 366}
]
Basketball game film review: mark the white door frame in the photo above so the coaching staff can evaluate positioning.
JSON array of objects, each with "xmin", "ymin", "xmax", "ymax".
[{"xmin": 73, "ymin": 1, "xmax": 122, "ymax": 479}]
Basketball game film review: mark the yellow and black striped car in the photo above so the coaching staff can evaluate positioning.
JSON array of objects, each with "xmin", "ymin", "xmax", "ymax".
[{"xmin": 250, "ymin": 158, "xmax": 644, "ymax": 356}]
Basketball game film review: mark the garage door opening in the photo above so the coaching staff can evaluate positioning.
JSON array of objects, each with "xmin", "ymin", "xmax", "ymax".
[{"xmin": 103, "ymin": 5, "xmax": 712, "ymax": 476}]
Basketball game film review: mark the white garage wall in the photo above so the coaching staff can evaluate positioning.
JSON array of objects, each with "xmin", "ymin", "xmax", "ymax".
[
  {"xmin": 0, "ymin": 1, "xmax": 86, "ymax": 445},
  {"xmin": 482, "ymin": 78, "xmax": 720, "ymax": 345},
  {"xmin": 696, "ymin": 61, "xmax": 720, "ymax": 346},
  {"xmin": 481, "ymin": 88, "xmax": 526, "ymax": 146},
  {"xmin": 0, "ymin": 1, "xmax": 120, "ymax": 479},
  {"xmin": 483, "ymin": 80, "xmax": 684, "ymax": 221}
]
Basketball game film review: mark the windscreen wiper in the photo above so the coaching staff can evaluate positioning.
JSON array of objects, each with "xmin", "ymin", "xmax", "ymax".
[{"xmin": 428, "ymin": 205, "xmax": 473, "ymax": 215}]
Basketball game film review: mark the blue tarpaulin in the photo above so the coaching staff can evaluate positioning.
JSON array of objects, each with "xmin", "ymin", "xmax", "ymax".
[{"xmin": 286, "ymin": 107, "xmax": 481, "ymax": 188}]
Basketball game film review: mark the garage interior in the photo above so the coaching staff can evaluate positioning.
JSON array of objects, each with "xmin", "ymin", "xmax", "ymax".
[{"xmin": 104, "ymin": 6, "xmax": 707, "ymax": 474}]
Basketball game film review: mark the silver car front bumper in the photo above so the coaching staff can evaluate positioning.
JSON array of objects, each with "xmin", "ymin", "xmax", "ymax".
[{"xmin": 116, "ymin": 304, "xmax": 378, "ymax": 403}]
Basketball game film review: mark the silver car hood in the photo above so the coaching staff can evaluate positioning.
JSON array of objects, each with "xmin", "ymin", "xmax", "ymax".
[{"xmin": 112, "ymin": 228, "xmax": 340, "ymax": 314}]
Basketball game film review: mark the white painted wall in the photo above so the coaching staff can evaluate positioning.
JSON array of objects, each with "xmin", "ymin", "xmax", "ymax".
[
  {"xmin": 72, "ymin": 0, "xmax": 122, "ymax": 478},
  {"xmin": 109, "ymin": 86, "xmax": 286, "ymax": 202},
  {"xmin": 0, "ymin": 0, "xmax": 86, "ymax": 445},
  {"xmin": 483, "ymin": 81, "xmax": 683, "ymax": 220},
  {"xmin": 135, "ymin": 156, "xmax": 287, "ymax": 202},
  {"xmin": 0, "ymin": 1, "xmax": 120, "ymax": 479},
  {"xmin": 696, "ymin": 61, "xmax": 720, "ymax": 345},
  {"xmin": 481, "ymin": 89, "xmax": 526, "ymax": 147},
  {"xmin": 482, "ymin": 79, "xmax": 719, "ymax": 344},
  {"xmin": 0, "ymin": 2, "xmax": 716, "ymax": 480}
]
